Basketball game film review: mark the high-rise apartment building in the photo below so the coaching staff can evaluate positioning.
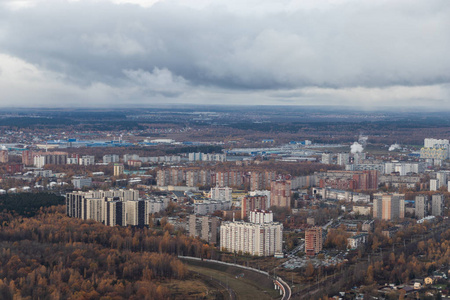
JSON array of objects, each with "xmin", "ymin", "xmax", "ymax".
[
  {"xmin": 305, "ymin": 227, "xmax": 323, "ymax": 256},
  {"xmin": 436, "ymin": 171, "xmax": 449, "ymax": 189},
  {"xmin": 215, "ymin": 171, "xmax": 244, "ymax": 187},
  {"xmin": 104, "ymin": 201, "xmax": 125, "ymax": 226},
  {"xmin": 270, "ymin": 180, "xmax": 291, "ymax": 208},
  {"xmin": 189, "ymin": 215, "xmax": 221, "ymax": 245},
  {"xmin": 157, "ymin": 169, "xmax": 184, "ymax": 186},
  {"xmin": 33, "ymin": 151, "xmax": 68, "ymax": 167},
  {"xmin": 66, "ymin": 192, "xmax": 85, "ymax": 219},
  {"xmin": 420, "ymin": 138, "xmax": 450, "ymax": 160},
  {"xmin": 384, "ymin": 162, "xmax": 424, "ymax": 175},
  {"xmin": 186, "ymin": 169, "xmax": 212, "ymax": 187},
  {"xmin": 373, "ymin": 193, "xmax": 405, "ymax": 220},
  {"xmin": 201, "ymin": 216, "xmax": 220, "ymax": 245},
  {"xmin": 353, "ymin": 152, "xmax": 366, "ymax": 165},
  {"xmin": 210, "ymin": 186, "xmax": 232, "ymax": 202},
  {"xmin": 430, "ymin": 179, "xmax": 439, "ymax": 191},
  {"xmin": 188, "ymin": 152, "xmax": 226, "ymax": 162},
  {"xmin": 250, "ymin": 171, "xmax": 276, "ymax": 191},
  {"xmin": 66, "ymin": 190, "xmax": 168, "ymax": 227},
  {"xmin": 337, "ymin": 153, "xmax": 349, "ymax": 166},
  {"xmin": 321, "ymin": 153, "xmax": 332, "ymax": 164},
  {"xmin": 193, "ymin": 200, "xmax": 231, "ymax": 215},
  {"xmin": 415, "ymin": 195, "xmax": 428, "ymax": 219},
  {"xmin": 318, "ymin": 170, "xmax": 378, "ymax": 191},
  {"xmin": 249, "ymin": 210, "xmax": 273, "ymax": 224},
  {"xmin": 241, "ymin": 195, "xmax": 268, "ymax": 219},
  {"xmin": 103, "ymin": 154, "xmax": 120, "ymax": 164},
  {"xmin": 114, "ymin": 163, "xmax": 124, "ymax": 176},
  {"xmin": 431, "ymin": 194, "xmax": 444, "ymax": 216},
  {"xmin": 0, "ymin": 150, "xmax": 9, "ymax": 163},
  {"xmin": 73, "ymin": 177, "xmax": 93, "ymax": 189},
  {"xmin": 85, "ymin": 198, "xmax": 104, "ymax": 222},
  {"xmin": 79, "ymin": 155, "xmax": 95, "ymax": 166},
  {"xmin": 22, "ymin": 150, "xmax": 33, "ymax": 166},
  {"xmin": 125, "ymin": 200, "xmax": 146, "ymax": 226},
  {"xmin": 220, "ymin": 218, "xmax": 283, "ymax": 257},
  {"xmin": 424, "ymin": 138, "xmax": 450, "ymax": 148}
]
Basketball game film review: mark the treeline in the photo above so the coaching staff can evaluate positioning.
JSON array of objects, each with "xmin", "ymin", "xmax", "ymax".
[
  {"xmin": 367, "ymin": 227, "xmax": 450, "ymax": 286},
  {"xmin": 0, "ymin": 117, "xmax": 77, "ymax": 128},
  {"xmin": 166, "ymin": 145, "xmax": 223, "ymax": 154},
  {"xmin": 77, "ymin": 121, "xmax": 145, "ymax": 131},
  {"xmin": 0, "ymin": 206, "xmax": 213, "ymax": 299},
  {"xmin": 0, "ymin": 193, "xmax": 64, "ymax": 217},
  {"xmin": 0, "ymin": 240, "xmax": 183, "ymax": 299}
]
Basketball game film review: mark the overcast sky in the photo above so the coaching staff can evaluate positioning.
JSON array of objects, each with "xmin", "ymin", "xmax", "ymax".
[{"xmin": 0, "ymin": 0, "xmax": 449, "ymax": 108}]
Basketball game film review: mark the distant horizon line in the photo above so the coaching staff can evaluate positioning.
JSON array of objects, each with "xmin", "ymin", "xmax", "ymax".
[{"xmin": 1, "ymin": 104, "xmax": 449, "ymax": 113}]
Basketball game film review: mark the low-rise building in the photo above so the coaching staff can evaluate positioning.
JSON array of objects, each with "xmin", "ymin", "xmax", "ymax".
[
  {"xmin": 347, "ymin": 233, "xmax": 368, "ymax": 249},
  {"xmin": 194, "ymin": 200, "xmax": 231, "ymax": 215},
  {"xmin": 72, "ymin": 177, "xmax": 93, "ymax": 189}
]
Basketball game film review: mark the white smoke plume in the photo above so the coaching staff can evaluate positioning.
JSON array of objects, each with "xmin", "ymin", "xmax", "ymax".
[
  {"xmin": 350, "ymin": 142, "xmax": 364, "ymax": 154},
  {"xmin": 358, "ymin": 135, "xmax": 368, "ymax": 146},
  {"xmin": 389, "ymin": 143, "xmax": 401, "ymax": 151},
  {"xmin": 350, "ymin": 134, "xmax": 368, "ymax": 154}
]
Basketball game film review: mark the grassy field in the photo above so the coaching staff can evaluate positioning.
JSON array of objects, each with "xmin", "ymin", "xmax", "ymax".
[
  {"xmin": 162, "ymin": 277, "xmax": 229, "ymax": 299},
  {"xmin": 183, "ymin": 259, "xmax": 282, "ymax": 300}
]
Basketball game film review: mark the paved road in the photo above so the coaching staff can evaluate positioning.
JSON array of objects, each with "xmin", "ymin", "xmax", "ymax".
[
  {"xmin": 181, "ymin": 256, "xmax": 290, "ymax": 299},
  {"xmin": 276, "ymin": 276, "xmax": 292, "ymax": 300}
]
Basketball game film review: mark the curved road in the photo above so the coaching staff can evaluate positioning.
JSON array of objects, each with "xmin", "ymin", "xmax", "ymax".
[
  {"xmin": 275, "ymin": 276, "xmax": 291, "ymax": 300},
  {"xmin": 180, "ymin": 256, "xmax": 291, "ymax": 300}
]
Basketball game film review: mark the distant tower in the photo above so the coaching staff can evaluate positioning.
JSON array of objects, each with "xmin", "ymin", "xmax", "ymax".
[
  {"xmin": 415, "ymin": 195, "xmax": 428, "ymax": 219},
  {"xmin": 430, "ymin": 179, "xmax": 439, "ymax": 191},
  {"xmin": 0, "ymin": 150, "xmax": 8, "ymax": 163},
  {"xmin": 321, "ymin": 153, "xmax": 332, "ymax": 164},
  {"xmin": 114, "ymin": 163, "xmax": 124, "ymax": 176},
  {"xmin": 337, "ymin": 153, "xmax": 349, "ymax": 166},
  {"xmin": 431, "ymin": 194, "xmax": 444, "ymax": 216},
  {"xmin": 436, "ymin": 172, "xmax": 448, "ymax": 189},
  {"xmin": 22, "ymin": 150, "xmax": 34, "ymax": 166},
  {"xmin": 373, "ymin": 193, "xmax": 405, "ymax": 220},
  {"xmin": 270, "ymin": 180, "xmax": 291, "ymax": 208},
  {"xmin": 305, "ymin": 227, "xmax": 323, "ymax": 256}
]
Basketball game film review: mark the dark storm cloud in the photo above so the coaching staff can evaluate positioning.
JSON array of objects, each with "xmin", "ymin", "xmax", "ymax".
[{"xmin": 0, "ymin": 0, "xmax": 449, "ymax": 107}]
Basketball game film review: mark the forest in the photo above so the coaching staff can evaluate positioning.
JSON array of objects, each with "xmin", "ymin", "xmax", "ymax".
[
  {"xmin": 0, "ymin": 201, "xmax": 214, "ymax": 299},
  {"xmin": 0, "ymin": 193, "xmax": 64, "ymax": 217}
]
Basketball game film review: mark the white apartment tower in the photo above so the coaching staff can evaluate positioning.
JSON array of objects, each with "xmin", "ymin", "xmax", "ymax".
[
  {"xmin": 430, "ymin": 179, "xmax": 439, "ymax": 192},
  {"xmin": 322, "ymin": 153, "xmax": 332, "ymax": 164},
  {"xmin": 210, "ymin": 186, "xmax": 233, "ymax": 202},
  {"xmin": 249, "ymin": 210, "xmax": 273, "ymax": 224},
  {"xmin": 220, "ymin": 209, "xmax": 282, "ymax": 257},
  {"xmin": 337, "ymin": 153, "xmax": 350, "ymax": 166},
  {"xmin": 220, "ymin": 221, "xmax": 283, "ymax": 256}
]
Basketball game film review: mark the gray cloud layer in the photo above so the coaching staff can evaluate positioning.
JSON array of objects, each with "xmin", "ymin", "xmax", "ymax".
[{"xmin": 0, "ymin": 0, "xmax": 449, "ymax": 107}]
